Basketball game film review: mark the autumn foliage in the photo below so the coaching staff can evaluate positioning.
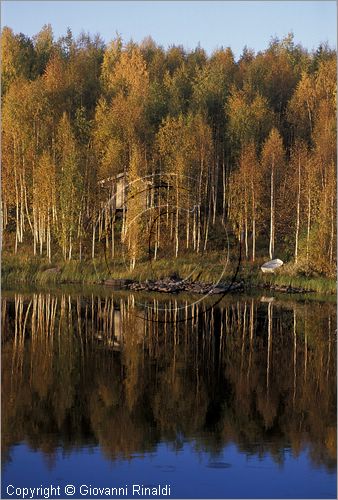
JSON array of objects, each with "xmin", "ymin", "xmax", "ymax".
[{"xmin": 1, "ymin": 27, "xmax": 336, "ymax": 275}]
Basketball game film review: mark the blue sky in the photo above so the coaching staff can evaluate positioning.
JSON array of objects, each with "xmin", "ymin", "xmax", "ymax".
[{"xmin": 2, "ymin": 1, "xmax": 336, "ymax": 58}]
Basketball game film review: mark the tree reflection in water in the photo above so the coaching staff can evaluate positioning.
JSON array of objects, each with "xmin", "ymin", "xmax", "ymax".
[{"xmin": 1, "ymin": 291, "xmax": 336, "ymax": 471}]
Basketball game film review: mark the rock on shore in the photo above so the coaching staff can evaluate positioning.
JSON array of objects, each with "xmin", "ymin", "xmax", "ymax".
[
  {"xmin": 102, "ymin": 276, "xmax": 314, "ymax": 295},
  {"xmin": 105, "ymin": 276, "xmax": 245, "ymax": 294}
]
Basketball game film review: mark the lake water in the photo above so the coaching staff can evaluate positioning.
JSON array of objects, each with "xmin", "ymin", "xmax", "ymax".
[{"xmin": 1, "ymin": 288, "xmax": 336, "ymax": 499}]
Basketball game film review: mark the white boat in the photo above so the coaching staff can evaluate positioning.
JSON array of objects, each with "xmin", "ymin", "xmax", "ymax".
[{"xmin": 261, "ymin": 258, "xmax": 283, "ymax": 273}]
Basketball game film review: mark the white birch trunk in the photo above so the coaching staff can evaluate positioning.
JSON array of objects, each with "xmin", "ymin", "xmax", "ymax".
[
  {"xmin": 92, "ymin": 223, "xmax": 96, "ymax": 260},
  {"xmin": 306, "ymin": 189, "xmax": 311, "ymax": 264},
  {"xmin": 295, "ymin": 157, "xmax": 301, "ymax": 263},
  {"xmin": 251, "ymin": 180, "xmax": 256, "ymax": 261},
  {"xmin": 269, "ymin": 157, "xmax": 274, "ymax": 260}
]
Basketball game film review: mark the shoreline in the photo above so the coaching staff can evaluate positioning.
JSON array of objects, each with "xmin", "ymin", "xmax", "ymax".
[
  {"xmin": 2, "ymin": 256, "xmax": 336, "ymax": 295},
  {"xmin": 102, "ymin": 276, "xmax": 313, "ymax": 295}
]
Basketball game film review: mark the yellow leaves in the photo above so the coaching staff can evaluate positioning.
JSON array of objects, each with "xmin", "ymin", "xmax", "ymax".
[
  {"xmin": 158, "ymin": 114, "xmax": 179, "ymax": 147},
  {"xmin": 287, "ymin": 58, "xmax": 336, "ymax": 143},
  {"xmin": 313, "ymin": 100, "xmax": 336, "ymax": 165},
  {"xmin": 123, "ymin": 144, "xmax": 148, "ymax": 266},
  {"xmin": 240, "ymin": 142, "xmax": 260, "ymax": 187},
  {"xmin": 1, "ymin": 30, "xmax": 337, "ymax": 267},
  {"xmin": 1, "ymin": 27, "xmax": 33, "ymax": 91},
  {"xmin": 211, "ymin": 47, "xmax": 235, "ymax": 67},
  {"xmin": 315, "ymin": 58, "xmax": 337, "ymax": 102},
  {"xmin": 93, "ymin": 98, "xmax": 127, "ymax": 182},
  {"xmin": 227, "ymin": 89, "xmax": 273, "ymax": 147},
  {"xmin": 287, "ymin": 71, "xmax": 316, "ymax": 135},
  {"xmin": 98, "ymin": 46, "xmax": 150, "ymax": 151},
  {"xmin": 299, "ymin": 71, "xmax": 316, "ymax": 103},
  {"xmin": 261, "ymin": 127, "xmax": 285, "ymax": 169},
  {"xmin": 56, "ymin": 113, "xmax": 82, "ymax": 250},
  {"xmin": 192, "ymin": 52, "xmax": 233, "ymax": 107},
  {"xmin": 228, "ymin": 170, "xmax": 245, "ymax": 231},
  {"xmin": 228, "ymin": 142, "xmax": 260, "ymax": 236},
  {"xmin": 33, "ymin": 151, "xmax": 56, "ymax": 212},
  {"xmin": 251, "ymin": 94, "xmax": 271, "ymax": 122},
  {"xmin": 1, "ymin": 27, "xmax": 20, "ymax": 84},
  {"xmin": 103, "ymin": 45, "xmax": 149, "ymax": 100},
  {"xmin": 157, "ymin": 112, "xmax": 212, "ymax": 176},
  {"xmin": 43, "ymin": 52, "xmax": 67, "ymax": 93},
  {"xmin": 56, "ymin": 113, "xmax": 77, "ymax": 160},
  {"xmin": 3, "ymin": 78, "xmax": 32, "ymax": 137},
  {"xmin": 93, "ymin": 97, "xmax": 111, "ymax": 145},
  {"xmin": 101, "ymin": 37, "xmax": 123, "ymax": 89},
  {"xmin": 99, "ymin": 138, "xmax": 125, "ymax": 181}
]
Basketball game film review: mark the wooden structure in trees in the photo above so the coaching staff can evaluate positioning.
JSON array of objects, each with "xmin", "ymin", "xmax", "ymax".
[
  {"xmin": 98, "ymin": 172, "xmax": 127, "ymax": 209},
  {"xmin": 98, "ymin": 172, "xmax": 152, "ymax": 210}
]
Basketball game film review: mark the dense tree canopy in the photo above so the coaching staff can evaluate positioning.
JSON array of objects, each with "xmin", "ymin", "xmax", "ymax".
[{"xmin": 1, "ymin": 28, "xmax": 336, "ymax": 275}]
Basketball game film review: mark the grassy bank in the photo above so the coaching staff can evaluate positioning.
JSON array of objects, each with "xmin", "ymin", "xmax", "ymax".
[{"xmin": 2, "ymin": 253, "xmax": 336, "ymax": 295}]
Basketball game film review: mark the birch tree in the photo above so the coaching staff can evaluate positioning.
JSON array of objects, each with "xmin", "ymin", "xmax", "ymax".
[
  {"xmin": 261, "ymin": 128, "xmax": 285, "ymax": 259},
  {"xmin": 56, "ymin": 113, "xmax": 82, "ymax": 260}
]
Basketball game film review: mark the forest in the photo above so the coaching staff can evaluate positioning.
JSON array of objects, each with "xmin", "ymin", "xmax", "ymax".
[{"xmin": 1, "ymin": 26, "xmax": 336, "ymax": 278}]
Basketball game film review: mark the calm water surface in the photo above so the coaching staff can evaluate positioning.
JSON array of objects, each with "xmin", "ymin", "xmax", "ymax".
[{"xmin": 1, "ymin": 288, "xmax": 336, "ymax": 499}]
